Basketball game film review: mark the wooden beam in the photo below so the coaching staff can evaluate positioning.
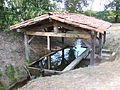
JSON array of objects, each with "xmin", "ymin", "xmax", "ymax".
[
  {"xmin": 62, "ymin": 49, "xmax": 90, "ymax": 72},
  {"xmin": 24, "ymin": 32, "xmax": 30, "ymax": 60},
  {"xmin": 28, "ymin": 23, "xmax": 53, "ymax": 31},
  {"xmin": 26, "ymin": 31, "xmax": 91, "ymax": 38},
  {"xmin": 55, "ymin": 21, "xmax": 89, "ymax": 34},
  {"xmin": 90, "ymin": 31, "xmax": 96, "ymax": 65}
]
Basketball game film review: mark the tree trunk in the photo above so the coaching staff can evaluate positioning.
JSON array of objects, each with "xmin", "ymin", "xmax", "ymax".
[
  {"xmin": 115, "ymin": 15, "xmax": 119, "ymax": 23},
  {"xmin": 115, "ymin": 3, "xmax": 119, "ymax": 23}
]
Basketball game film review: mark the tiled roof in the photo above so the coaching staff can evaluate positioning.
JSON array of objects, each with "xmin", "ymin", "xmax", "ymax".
[
  {"xmin": 10, "ymin": 14, "xmax": 49, "ymax": 30},
  {"xmin": 10, "ymin": 12, "xmax": 112, "ymax": 33}
]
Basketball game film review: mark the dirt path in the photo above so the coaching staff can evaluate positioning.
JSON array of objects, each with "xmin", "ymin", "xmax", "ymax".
[{"xmin": 20, "ymin": 24, "xmax": 120, "ymax": 90}]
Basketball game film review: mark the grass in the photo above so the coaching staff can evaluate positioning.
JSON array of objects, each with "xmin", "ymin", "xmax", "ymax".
[
  {"xmin": 24, "ymin": 59, "xmax": 33, "ymax": 64},
  {"xmin": 4, "ymin": 65, "xmax": 27, "ymax": 90},
  {"xmin": 82, "ymin": 38, "xmax": 88, "ymax": 40},
  {"xmin": 5, "ymin": 64, "xmax": 17, "ymax": 84},
  {"xmin": 104, "ymin": 45, "xmax": 109, "ymax": 49}
]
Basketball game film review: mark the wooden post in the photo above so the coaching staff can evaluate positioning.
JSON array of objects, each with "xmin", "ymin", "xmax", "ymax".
[
  {"xmin": 47, "ymin": 56, "xmax": 51, "ymax": 69},
  {"xmin": 99, "ymin": 33, "xmax": 102, "ymax": 56},
  {"xmin": 103, "ymin": 32, "xmax": 106, "ymax": 45},
  {"xmin": 24, "ymin": 32, "xmax": 30, "ymax": 60},
  {"xmin": 90, "ymin": 31, "xmax": 96, "ymax": 65},
  {"xmin": 62, "ymin": 37, "xmax": 64, "ymax": 61},
  {"xmin": 54, "ymin": 23, "xmax": 59, "ymax": 33},
  {"xmin": 47, "ymin": 36, "xmax": 51, "ymax": 50}
]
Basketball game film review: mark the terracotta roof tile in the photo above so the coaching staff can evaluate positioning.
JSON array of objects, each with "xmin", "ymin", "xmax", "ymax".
[
  {"xmin": 49, "ymin": 12, "xmax": 112, "ymax": 33},
  {"xmin": 10, "ymin": 12, "xmax": 112, "ymax": 33},
  {"xmin": 10, "ymin": 14, "xmax": 49, "ymax": 30}
]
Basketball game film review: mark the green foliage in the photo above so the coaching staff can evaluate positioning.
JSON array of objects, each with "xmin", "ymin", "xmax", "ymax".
[
  {"xmin": 0, "ymin": 82, "xmax": 7, "ymax": 90},
  {"xmin": 24, "ymin": 59, "xmax": 33, "ymax": 64},
  {"xmin": 5, "ymin": 64, "xmax": 17, "ymax": 83},
  {"xmin": 0, "ymin": 73, "xmax": 2, "ymax": 77},
  {"xmin": 82, "ymin": 10, "xmax": 97, "ymax": 17},
  {"xmin": 0, "ymin": 0, "xmax": 56, "ymax": 31},
  {"xmin": 82, "ymin": 10, "xmax": 119, "ymax": 23},
  {"xmin": 104, "ymin": 0, "xmax": 120, "ymax": 22},
  {"xmin": 96, "ymin": 11, "xmax": 115, "ymax": 22},
  {"xmin": 82, "ymin": 38, "xmax": 88, "ymax": 40},
  {"xmin": 65, "ymin": 0, "xmax": 91, "ymax": 13},
  {"xmin": 56, "ymin": 0, "xmax": 91, "ymax": 13},
  {"xmin": 54, "ymin": 9, "xmax": 66, "ymax": 12},
  {"xmin": 104, "ymin": 45, "xmax": 109, "ymax": 49}
]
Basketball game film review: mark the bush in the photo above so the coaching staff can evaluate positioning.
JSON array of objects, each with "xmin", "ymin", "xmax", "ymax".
[
  {"xmin": 0, "ymin": 73, "xmax": 2, "ymax": 77},
  {"xmin": 0, "ymin": 82, "xmax": 7, "ymax": 90}
]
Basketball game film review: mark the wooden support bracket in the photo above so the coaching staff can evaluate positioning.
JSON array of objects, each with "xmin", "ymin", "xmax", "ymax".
[{"xmin": 28, "ymin": 36, "xmax": 35, "ymax": 44}]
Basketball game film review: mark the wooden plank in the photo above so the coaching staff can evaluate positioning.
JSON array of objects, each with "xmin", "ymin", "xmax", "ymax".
[
  {"xmin": 26, "ymin": 31, "xmax": 91, "ymax": 38},
  {"xmin": 62, "ymin": 48, "xmax": 90, "ymax": 72},
  {"xmin": 43, "ymin": 69, "xmax": 62, "ymax": 76},
  {"xmin": 24, "ymin": 32, "xmax": 30, "ymax": 60},
  {"xmin": 90, "ymin": 31, "xmax": 96, "ymax": 65}
]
